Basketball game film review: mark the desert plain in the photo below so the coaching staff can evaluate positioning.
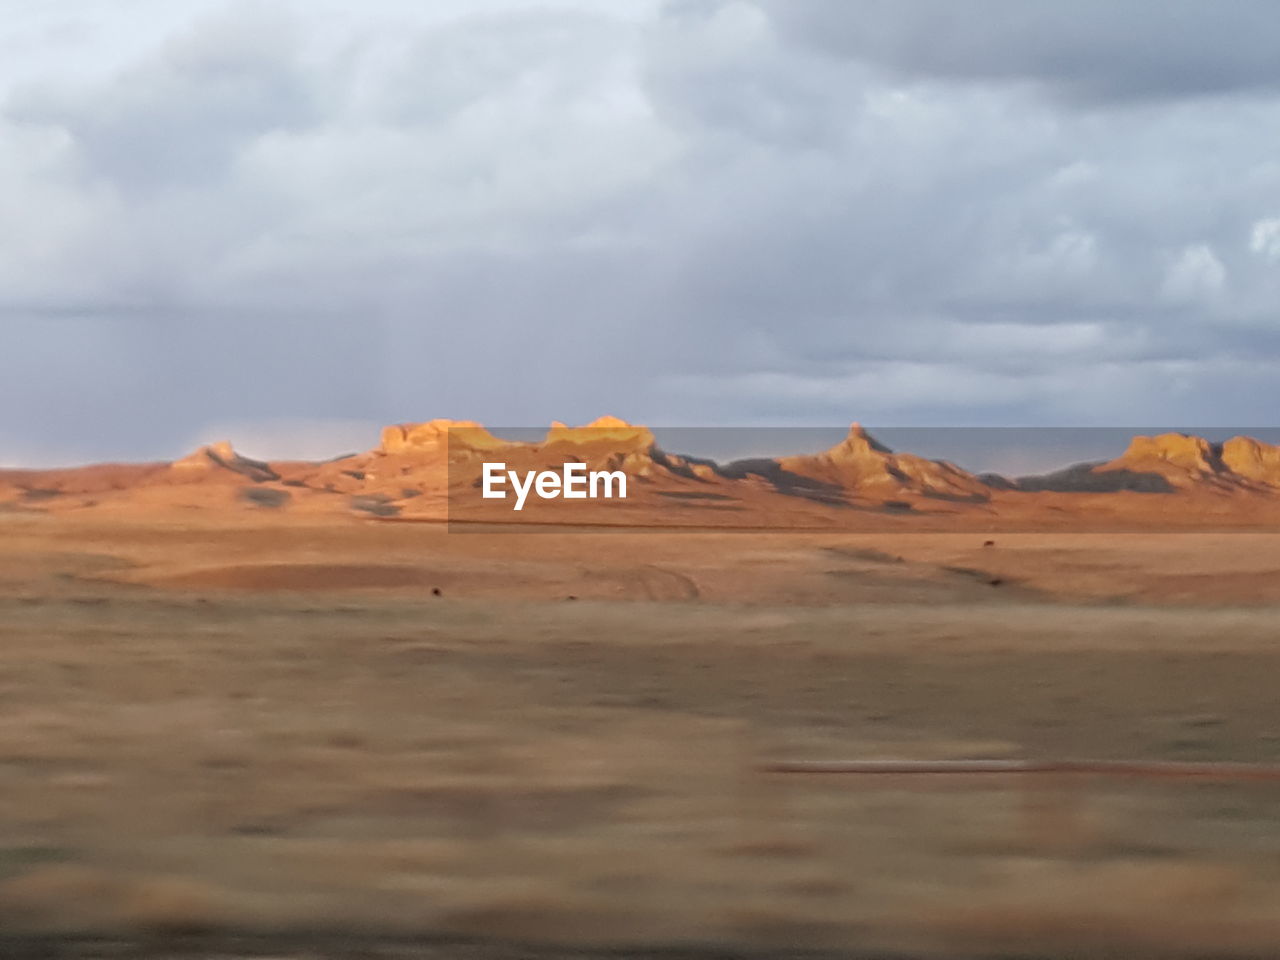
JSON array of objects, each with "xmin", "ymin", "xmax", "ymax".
[{"xmin": 5, "ymin": 424, "xmax": 1280, "ymax": 958}]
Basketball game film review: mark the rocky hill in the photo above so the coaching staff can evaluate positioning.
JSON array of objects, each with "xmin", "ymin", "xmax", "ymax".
[
  {"xmin": 774, "ymin": 424, "xmax": 993, "ymax": 503},
  {"xmin": 1016, "ymin": 432, "xmax": 1280, "ymax": 495}
]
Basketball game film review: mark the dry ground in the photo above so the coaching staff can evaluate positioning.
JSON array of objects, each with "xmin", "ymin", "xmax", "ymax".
[{"xmin": 3, "ymin": 509, "xmax": 1280, "ymax": 957}]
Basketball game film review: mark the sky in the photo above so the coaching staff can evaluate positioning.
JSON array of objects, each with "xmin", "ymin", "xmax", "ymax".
[{"xmin": 3, "ymin": 0, "xmax": 1280, "ymax": 465}]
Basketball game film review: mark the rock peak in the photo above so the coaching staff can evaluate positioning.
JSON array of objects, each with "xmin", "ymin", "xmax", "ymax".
[
  {"xmin": 544, "ymin": 416, "xmax": 655, "ymax": 449},
  {"xmin": 1221, "ymin": 435, "xmax": 1280, "ymax": 483},
  {"xmin": 828, "ymin": 423, "xmax": 894, "ymax": 459},
  {"xmin": 779, "ymin": 423, "xmax": 988, "ymax": 501},
  {"xmin": 380, "ymin": 419, "xmax": 503, "ymax": 454},
  {"xmin": 1113, "ymin": 432, "xmax": 1217, "ymax": 473},
  {"xmin": 172, "ymin": 442, "xmax": 278, "ymax": 482}
]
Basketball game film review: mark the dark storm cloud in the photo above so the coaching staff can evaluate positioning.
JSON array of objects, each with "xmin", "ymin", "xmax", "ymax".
[
  {"xmin": 763, "ymin": 0, "xmax": 1280, "ymax": 104},
  {"xmin": 3, "ymin": 0, "xmax": 1280, "ymax": 465}
]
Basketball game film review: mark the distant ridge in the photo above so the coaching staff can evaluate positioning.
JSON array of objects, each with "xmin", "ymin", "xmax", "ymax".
[{"xmin": 6, "ymin": 420, "xmax": 1280, "ymax": 528}]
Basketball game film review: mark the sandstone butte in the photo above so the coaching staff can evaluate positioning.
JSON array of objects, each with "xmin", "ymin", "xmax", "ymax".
[
  {"xmin": 379, "ymin": 420, "xmax": 505, "ymax": 454},
  {"xmin": 1221, "ymin": 435, "xmax": 1280, "ymax": 485},
  {"xmin": 545, "ymin": 416, "xmax": 656, "ymax": 450},
  {"xmin": 1090, "ymin": 432, "xmax": 1280, "ymax": 492},
  {"xmin": 7, "ymin": 419, "xmax": 1280, "ymax": 528}
]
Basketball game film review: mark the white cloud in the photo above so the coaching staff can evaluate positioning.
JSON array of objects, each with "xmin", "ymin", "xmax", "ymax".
[
  {"xmin": 1249, "ymin": 217, "xmax": 1280, "ymax": 260},
  {"xmin": 1162, "ymin": 244, "xmax": 1226, "ymax": 302}
]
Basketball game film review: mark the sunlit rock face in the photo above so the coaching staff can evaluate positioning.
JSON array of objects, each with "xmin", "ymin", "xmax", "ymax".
[
  {"xmin": 779, "ymin": 423, "xmax": 992, "ymax": 501},
  {"xmin": 378, "ymin": 420, "xmax": 504, "ymax": 455},
  {"xmin": 1221, "ymin": 435, "xmax": 1280, "ymax": 486},
  {"xmin": 1110, "ymin": 433, "xmax": 1220, "ymax": 474},
  {"xmin": 544, "ymin": 416, "xmax": 657, "ymax": 450},
  {"xmin": 170, "ymin": 442, "xmax": 278, "ymax": 483}
]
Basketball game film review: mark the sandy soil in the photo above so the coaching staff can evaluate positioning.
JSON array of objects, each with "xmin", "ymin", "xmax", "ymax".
[{"xmin": 3, "ymin": 509, "xmax": 1280, "ymax": 958}]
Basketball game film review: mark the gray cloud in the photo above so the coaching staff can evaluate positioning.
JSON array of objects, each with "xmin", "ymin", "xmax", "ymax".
[
  {"xmin": 2, "ymin": 0, "xmax": 1280, "ymax": 465},
  {"xmin": 9, "ymin": 10, "xmax": 318, "ymax": 194},
  {"xmin": 763, "ymin": 0, "xmax": 1280, "ymax": 104}
]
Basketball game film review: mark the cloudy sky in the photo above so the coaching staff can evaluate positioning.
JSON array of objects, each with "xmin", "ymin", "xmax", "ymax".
[{"xmin": 4, "ymin": 0, "xmax": 1280, "ymax": 464}]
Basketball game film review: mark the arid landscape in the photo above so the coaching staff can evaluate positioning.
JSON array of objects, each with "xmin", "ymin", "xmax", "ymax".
[
  {"xmin": 9, "ymin": 0, "xmax": 1280, "ymax": 955},
  {"xmin": 5, "ymin": 423, "xmax": 1280, "ymax": 958}
]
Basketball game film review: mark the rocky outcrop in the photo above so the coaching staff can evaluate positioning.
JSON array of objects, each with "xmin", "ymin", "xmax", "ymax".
[
  {"xmin": 778, "ymin": 424, "xmax": 992, "ymax": 502},
  {"xmin": 171, "ymin": 441, "xmax": 278, "ymax": 483},
  {"xmin": 1112, "ymin": 433, "xmax": 1219, "ymax": 474},
  {"xmin": 1017, "ymin": 432, "xmax": 1280, "ymax": 494},
  {"xmin": 1095, "ymin": 433, "xmax": 1228, "ymax": 489},
  {"xmin": 544, "ymin": 415, "xmax": 657, "ymax": 450},
  {"xmin": 537, "ymin": 417, "xmax": 669, "ymax": 479},
  {"xmin": 1221, "ymin": 436, "xmax": 1280, "ymax": 485},
  {"xmin": 379, "ymin": 420, "xmax": 504, "ymax": 454}
]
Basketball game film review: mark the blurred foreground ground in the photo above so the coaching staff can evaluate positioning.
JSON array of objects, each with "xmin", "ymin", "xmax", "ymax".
[{"xmin": 3, "ymin": 510, "xmax": 1280, "ymax": 958}]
